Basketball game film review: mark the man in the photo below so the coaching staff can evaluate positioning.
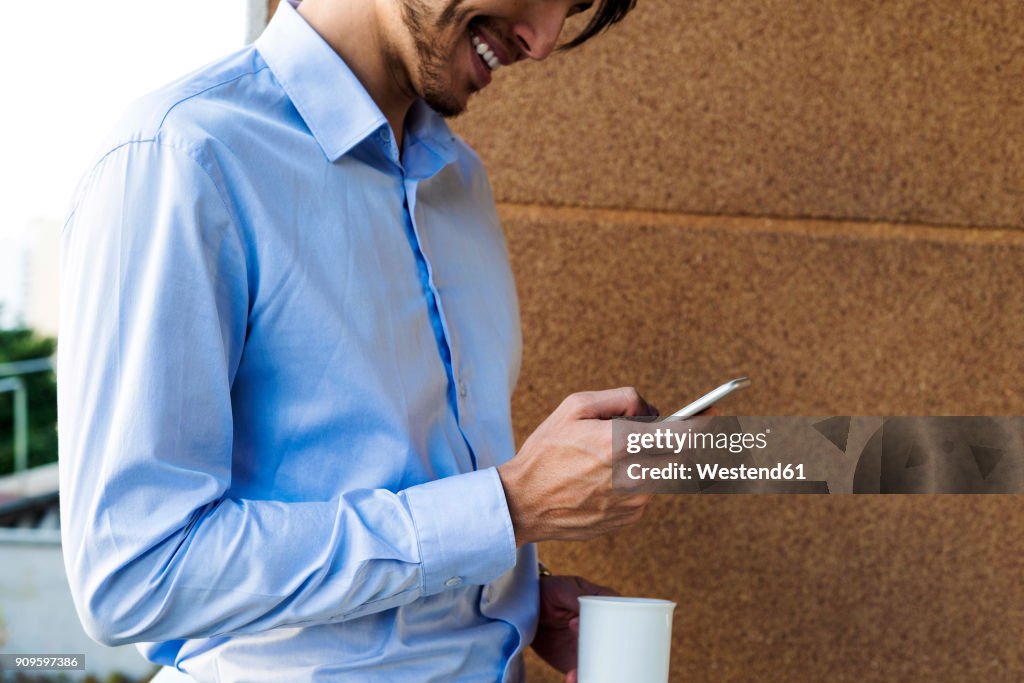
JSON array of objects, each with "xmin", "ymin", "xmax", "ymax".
[{"xmin": 58, "ymin": 0, "xmax": 652, "ymax": 680}]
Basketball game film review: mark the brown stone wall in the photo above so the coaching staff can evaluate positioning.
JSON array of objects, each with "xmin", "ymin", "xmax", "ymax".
[{"xmin": 495, "ymin": 206, "xmax": 1024, "ymax": 681}]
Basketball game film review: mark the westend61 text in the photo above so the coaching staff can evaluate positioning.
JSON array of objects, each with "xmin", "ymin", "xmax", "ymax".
[{"xmin": 626, "ymin": 462, "xmax": 806, "ymax": 481}]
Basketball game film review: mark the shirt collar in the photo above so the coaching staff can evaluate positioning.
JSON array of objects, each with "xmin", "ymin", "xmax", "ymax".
[
  {"xmin": 256, "ymin": 0, "xmax": 458, "ymax": 166},
  {"xmin": 404, "ymin": 99, "xmax": 459, "ymax": 178}
]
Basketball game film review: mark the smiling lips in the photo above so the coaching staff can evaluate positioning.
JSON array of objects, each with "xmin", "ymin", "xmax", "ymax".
[
  {"xmin": 469, "ymin": 24, "xmax": 513, "ymax": 74},
  {"xmin": 471, "ymin": 33, "xmax": 501, "ymax": 71}
]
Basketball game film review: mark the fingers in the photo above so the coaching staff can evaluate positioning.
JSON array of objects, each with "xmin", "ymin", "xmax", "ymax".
[
  {"xmin": 507, "ymin": 387, "xmax": 658, "ymax": 545},
  {"xmin": 565, "ymin": 670, "xmax": 578, "ymax": 683},
  {"xmin": 592, "ymin": 584, "xmax": 621, "ymax": 597},
  {"xmin": 562, "ymin": 387, "xmax": 655, "ymax": 420},
  {"xmin": 573, "ymin": 576, "xmax": 621, "ymax": 598}
]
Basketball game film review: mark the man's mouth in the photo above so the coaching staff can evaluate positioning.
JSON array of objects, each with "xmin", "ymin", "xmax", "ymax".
[
  {"xmin": 469, "ymin": 22, "xmax": 511, "ymax": 75},
  {"xmin": 471, "ymin": 32, "xmax": 501, "ymax": 72}
]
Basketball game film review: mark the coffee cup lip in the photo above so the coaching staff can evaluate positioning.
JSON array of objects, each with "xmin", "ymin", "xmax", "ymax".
[{"xmin": 578, "ymin": 596, "xmax": 676, "ymax": 608}]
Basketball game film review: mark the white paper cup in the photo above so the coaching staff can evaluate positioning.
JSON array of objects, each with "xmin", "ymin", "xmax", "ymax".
[{"xmin": 577, "ymin": 596, "xmax": 676, "ymax": 683}]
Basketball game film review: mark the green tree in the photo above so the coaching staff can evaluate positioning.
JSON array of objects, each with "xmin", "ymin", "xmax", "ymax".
[{"xmin": 0, "ymin": 321, "xmax": 58, "ymax": 474}]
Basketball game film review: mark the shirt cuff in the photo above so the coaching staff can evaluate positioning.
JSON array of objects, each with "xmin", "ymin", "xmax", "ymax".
[{"xmin": 402, "ymin": 467, "xmax": 518, "ymax": 596}]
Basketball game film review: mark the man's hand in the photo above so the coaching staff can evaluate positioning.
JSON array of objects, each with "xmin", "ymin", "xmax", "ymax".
[
  {"xmin": 497, "ymin": 388, "xmax": 657, "ymax": 546},
  {"xmin": 531, "ymin": 574, "xmax": 619, "ymax": 683}
]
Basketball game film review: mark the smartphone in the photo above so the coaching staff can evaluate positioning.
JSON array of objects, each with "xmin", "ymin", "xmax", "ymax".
[{"xmin": 667, "ymin": 377, "xmax": 751, "ymax": 419}]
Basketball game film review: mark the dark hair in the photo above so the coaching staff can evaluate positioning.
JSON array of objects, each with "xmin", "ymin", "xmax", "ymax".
[{"xmin": 560, "ymin": 0, "xmax": 637, "ymax": 50}]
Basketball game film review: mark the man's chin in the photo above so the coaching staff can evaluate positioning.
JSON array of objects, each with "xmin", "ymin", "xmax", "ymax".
[{"xmin": 424, "ymin": 92, "xmax": 472, "ymax": 119}]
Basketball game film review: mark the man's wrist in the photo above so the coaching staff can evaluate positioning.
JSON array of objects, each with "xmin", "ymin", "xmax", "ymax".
[{"xmin": 496, "ymin": 461, "xmax": 535, "ymax": 547}]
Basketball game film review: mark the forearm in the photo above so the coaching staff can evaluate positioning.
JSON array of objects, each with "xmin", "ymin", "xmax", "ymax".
[{"xmin": 63, "ymin": 468, "xmax": 516, "ymax": 646}]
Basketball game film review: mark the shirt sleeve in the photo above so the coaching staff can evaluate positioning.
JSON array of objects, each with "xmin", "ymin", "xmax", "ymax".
[{"xmin": 58, "ymin": 139, "xmax": 517, "ymax": 647}]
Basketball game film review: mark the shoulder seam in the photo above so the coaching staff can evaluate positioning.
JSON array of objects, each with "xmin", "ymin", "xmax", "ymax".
[
  {"xmin": 65, "ymin": 60, "xmax": 273, "ymax": 232},
  {"xmin": 157, "ymin": 64, "xmax": 271, "ymax": 133},
  {"xmin": 63, "ymin": 139, "xmax": 243, "ymax": 250}
]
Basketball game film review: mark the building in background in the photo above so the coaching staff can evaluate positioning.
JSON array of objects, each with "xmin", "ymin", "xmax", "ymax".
[
  {"xmin": 0, "ymin": 220, "xmax": 59, "ymax": 335},
  {"xmin": 0, "ymin": 234, "xmax": 29, "ymax": 329},
  {"xmin": 25, "ymin": 218, "xmax": 60, "ymax": 338}
]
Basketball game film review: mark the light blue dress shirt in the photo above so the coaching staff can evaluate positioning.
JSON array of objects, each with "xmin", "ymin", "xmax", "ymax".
[{"xmin": 58, "ymin": 1, "xmax": 539, "ymax": 680}]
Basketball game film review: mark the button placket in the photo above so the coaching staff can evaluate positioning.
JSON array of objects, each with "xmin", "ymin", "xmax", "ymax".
[{"xmin": 403, "ymin": 178, "xmax": 478, "ymax": 470}]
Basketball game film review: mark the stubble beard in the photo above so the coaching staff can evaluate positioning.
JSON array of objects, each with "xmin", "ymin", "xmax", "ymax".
[{"xmin": 398, "ymin": 0, "xmax": 474, "ymax": 118}]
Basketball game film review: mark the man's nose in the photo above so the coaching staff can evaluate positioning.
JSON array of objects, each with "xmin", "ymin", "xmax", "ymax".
[{"xmin": 511, "ymin": 2, "xmax": 570, "ymax": 61}]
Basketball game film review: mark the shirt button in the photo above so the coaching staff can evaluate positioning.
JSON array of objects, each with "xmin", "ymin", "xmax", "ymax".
[
  {"xmin": 445, "ymin": 576, "xmax": 463, "ymax": 588},
  {"xmin": 379, "ymin": 128, "xmax": 391, "ymax": 143},
  {"xmin": 458, "ymin": 382, "xmax": 467, "ymax": 398}
]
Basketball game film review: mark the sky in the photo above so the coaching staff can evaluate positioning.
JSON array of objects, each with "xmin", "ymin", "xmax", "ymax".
[{"xmin": 0, "ymin": 1, "xmax": 252, "ymax": 324}]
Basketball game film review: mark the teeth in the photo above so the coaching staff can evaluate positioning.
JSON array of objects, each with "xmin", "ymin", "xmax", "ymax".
[{"xmin": 471, "ymin": 33, "xmax": 501, "ymax": 72}]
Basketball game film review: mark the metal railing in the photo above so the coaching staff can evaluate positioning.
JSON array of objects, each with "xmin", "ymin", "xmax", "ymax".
[{"xmin": 0, "ymin": 356, "xmax": 54, "ymax": 473}]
